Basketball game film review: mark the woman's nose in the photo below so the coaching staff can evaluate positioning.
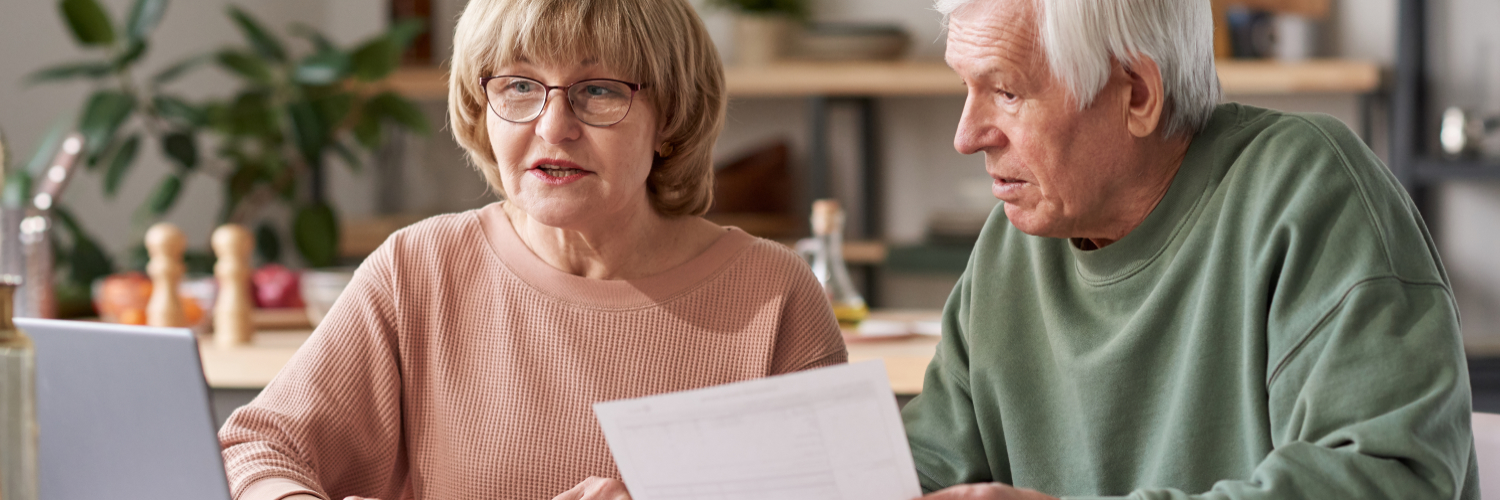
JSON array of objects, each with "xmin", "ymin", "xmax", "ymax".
[{"xmin": 534, "ymin": 89, "xmax": 582, "ymax": 144}]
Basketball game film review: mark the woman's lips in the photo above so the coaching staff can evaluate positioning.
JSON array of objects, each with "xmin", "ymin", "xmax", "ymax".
[{"xmin": 529, "ymin": 159, "xmax": 592, "ymax": 186}]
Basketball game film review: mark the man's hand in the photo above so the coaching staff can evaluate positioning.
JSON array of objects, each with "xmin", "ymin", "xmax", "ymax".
[
  {"xmin": 551, "ymin": 476, "xmax": 633, "ymax": 500},
  {"xmin": 919, "ymin": 482, "xmax": 1060, "ymax": 500}
]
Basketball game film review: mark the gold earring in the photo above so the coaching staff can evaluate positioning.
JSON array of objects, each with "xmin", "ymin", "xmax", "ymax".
[{"xmin": 658, "ymin": 142, "xmax": 674, "ymax": 157}]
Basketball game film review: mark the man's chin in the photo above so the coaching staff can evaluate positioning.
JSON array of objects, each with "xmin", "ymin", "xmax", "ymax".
[{"xmin": 1002, "ymin": 204, "xmax": 1061, "ymax": 238}]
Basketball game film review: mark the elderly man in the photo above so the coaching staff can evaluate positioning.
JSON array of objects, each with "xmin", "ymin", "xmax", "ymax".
[{"xmin": 902, "ymin": 1, "xmax": 1479, "ymax": 499}]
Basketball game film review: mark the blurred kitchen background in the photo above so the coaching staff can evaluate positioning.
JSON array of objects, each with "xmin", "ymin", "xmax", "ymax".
[{"xmin": 1, "ymin": 0, "xmax": 1499, "ymax": 351}]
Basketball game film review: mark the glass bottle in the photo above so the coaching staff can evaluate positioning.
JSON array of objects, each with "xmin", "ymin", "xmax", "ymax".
[
  {"xmin": 0, "ymin": 275, "xmax": 38, "ymax": 500},
  {"xmin": 801, "ymin": 200, "xmax": 868, "ymax": 327}
]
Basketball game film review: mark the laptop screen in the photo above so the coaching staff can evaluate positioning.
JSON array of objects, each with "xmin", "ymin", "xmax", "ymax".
[{"xmin": 18, "ymin": 318, "xmax": 232, "ymax": 500}]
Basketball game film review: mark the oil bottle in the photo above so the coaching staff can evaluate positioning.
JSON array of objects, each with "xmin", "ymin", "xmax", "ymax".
[
  {"xmin": 0, "ymin": 275, "xmax": 38, "ymax": 500},
  {"xmin": 804, "ymin": 200, "xmax": 868, "ymax": 327}
]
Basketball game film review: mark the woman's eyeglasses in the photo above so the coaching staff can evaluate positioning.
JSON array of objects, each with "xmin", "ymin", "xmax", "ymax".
[{"xmin": 480, "ymin": 76, "xmax": 643, "ymax": 127}]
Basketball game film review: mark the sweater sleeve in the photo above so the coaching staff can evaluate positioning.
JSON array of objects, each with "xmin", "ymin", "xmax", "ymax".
[
  {"xmin": 899, "ymin": 270, "xmax": 1006, "ymax": 493},
  {"xmin": 1067, "ymin": 278, "xmax": 1478, "ymax": 500},
  {"xmin": 767, "ymin": 250, "xmax": 849, "ymax": 374},
  {"xmin": 219, "ymin": 242, "xmax": 408, "ymax": 500}
]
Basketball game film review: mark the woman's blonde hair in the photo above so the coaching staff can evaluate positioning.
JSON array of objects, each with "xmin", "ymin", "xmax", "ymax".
[{"xmin": 449, "ymin": 0, "xmax": 726, "ymax": 216}]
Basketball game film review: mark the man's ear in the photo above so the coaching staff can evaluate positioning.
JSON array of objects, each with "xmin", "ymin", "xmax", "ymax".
[{"xmin": 1123, "ymin": 57, "xmax": 1167, "ymax": 138}]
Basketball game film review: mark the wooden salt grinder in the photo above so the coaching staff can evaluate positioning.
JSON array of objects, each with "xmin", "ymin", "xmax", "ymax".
[
  {"xmin": 145, "ymin": 222, "xmax": 187, "ymax": 327},
  {"xmin": 212, "ymin": 224, "xmax": 254, "ymax": 348}
]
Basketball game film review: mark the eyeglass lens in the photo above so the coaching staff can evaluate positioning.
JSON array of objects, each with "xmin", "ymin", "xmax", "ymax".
[{"xmin": 485, "ymin": 77, "xmax": 636, "ymax": 126}]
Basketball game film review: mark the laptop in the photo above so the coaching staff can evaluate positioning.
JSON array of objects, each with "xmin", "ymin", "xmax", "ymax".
[{"xmin": 17, "ymin": 318, "xmax": 233, "ymax": 500}]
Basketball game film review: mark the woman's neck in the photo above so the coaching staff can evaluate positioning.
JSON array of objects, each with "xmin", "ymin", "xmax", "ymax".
[{"xmin": 502, "ymin": 201, "xmax": 721, "ymax": 280}]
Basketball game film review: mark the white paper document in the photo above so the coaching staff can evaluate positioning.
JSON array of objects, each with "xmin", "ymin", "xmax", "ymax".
[{"xmin": 593, "ymin": 361, "xmax": 921, "ymax": 500}]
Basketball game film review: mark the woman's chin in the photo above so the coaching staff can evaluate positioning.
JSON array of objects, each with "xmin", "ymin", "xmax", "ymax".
[{"xmin": 513, "ymin": 199, "xmax": 614, "ymax": 229}]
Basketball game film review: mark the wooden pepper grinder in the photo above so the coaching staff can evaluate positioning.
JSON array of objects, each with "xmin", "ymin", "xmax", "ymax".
[
  {"xmin": 212, "ymin": 224, "xmax": 254, "ymax": 348},
  {"xmin": 145, "ymin": 222, "xmax": 187, "ymax": 327}
]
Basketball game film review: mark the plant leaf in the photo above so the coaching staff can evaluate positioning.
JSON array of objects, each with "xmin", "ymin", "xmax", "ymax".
[
  {"xmin": 144, "ymin": 173, "xmax": 182, "ymax": 217},
  {"xmin": 77, "ymin": 90, "xmax": 136, "ymax": 159},
  {"xmin": 26, "ymin": 61, "xmax": 115, "ymax": 84},
  {"xmin": 293, "ymin": 202, "xmax": 339, "ymax": 267},
  {"xmin": 227, "ymin": 5, "xmax": 286, "ymax": 62},
  {"xmin": 2, "ymin": 172, "xmax": 32, "ymax": 209},
  {"xmin": 113, "ymin": 38, "xmax": 148, "ymax": 69},
  {"xmin": 312, "ymin": 92, "xmax": 354, "ymax": 129},
  {"xmin": 349, "ymin": 38, "xmax": 399, "ymax": 82},
  {"xmin": 126, "ymin": 0, "xmax": 167, "ymax": 41},
  {"xmin": 330, "ymin": 139, "xmax": 361, "ymax": 172},
  {"xmin": 287, "ymin": 101, "xmax": 327, "ymax": 168},
  {"xmin": 386, "ymin": 17, "xmax": 426, "ymax": 51},
  {"xmin": 370, "ymin": 92, "xmax": 430, "ymax": 134},
  {"xmin": 53, "ymin": 204, "xmax": 115, "ymax": 284},
  {"xmin": 226, "ymin": 91, "xmax": 277, "ymax": 137},
  {"xmin": 289, "ymin": 23, "xmax": 335, "ymax": 53},
  {"xmin": 152, "ymin": 53, "xmax": 208, "ymax": 85},
  {"xmin": 352, "ymin": 105, "xmax": 382, "ymax": 149},
  {"xmin": 161, "ymin": 131, "xmax": 197, "ymax": 170},
  {"xmin": 255, "ymin": 222, "xmax": 281, "ymax": 263},
  {"xmin": 222, "ymin": 161, "xmax": 260, "ymax": 222},
  {"xmin": 60, "ymin": 0, "xmax": 117, "ymax": 46},
  {"xmin": 70, "ymin": 236, "xmax": 116, "ymax": 284},
  {"xmin": 216, "ymin": 50, "xmax": 274, "ymax": 85},
  {"xmin": 292, "ymin": 50, "xmax": 350, "ymax": 85},
  {"xmin": 152, "ymin": 94, "xmax": 205, "ymax": 126},
  {"xmin": 50, "ymin": 202, "xmax": 83, "ymax": 235},
  {"xmin": 103, "ymin": 134, "xmax": 141, "ymax": 197}
]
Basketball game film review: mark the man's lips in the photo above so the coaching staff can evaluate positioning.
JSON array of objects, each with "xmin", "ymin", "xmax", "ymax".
[{"xmin": 991, "ymin": 175, "xmax": 1029, "ymax": 200}]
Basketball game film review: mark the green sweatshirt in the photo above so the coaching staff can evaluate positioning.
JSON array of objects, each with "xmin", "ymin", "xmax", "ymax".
[{"xmin": 902, "ymin": 103, "xmax": 1478, "ymax": 500}]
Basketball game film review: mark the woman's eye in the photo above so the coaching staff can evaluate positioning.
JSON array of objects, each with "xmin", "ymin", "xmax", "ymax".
[
  {"xmin": 584, "ymin": 85, "xmax": 614, "ymax": 97},
  {"xmin": 509, "ymin": 81, "xmax": 535, "ymax": 93}
]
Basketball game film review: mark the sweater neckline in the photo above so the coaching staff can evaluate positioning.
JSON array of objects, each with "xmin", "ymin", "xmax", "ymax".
[
  {"xmin": 1069, "ymin": 104, "xmax": 1241, "ymax": 284},
  {"xmin": 475, "ymin": 202, "xmax": 754, "ymax": 309}
]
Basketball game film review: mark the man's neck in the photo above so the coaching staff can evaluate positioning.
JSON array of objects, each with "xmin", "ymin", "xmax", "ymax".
[{"xmin": 1076, "ymin": 134, "xmax": 1194, "ymax": 250}]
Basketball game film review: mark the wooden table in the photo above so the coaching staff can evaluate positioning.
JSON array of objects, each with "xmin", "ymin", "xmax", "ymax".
[{"xmin": 198, "ymin": 313, "xmax": 942, "ymax": 394}]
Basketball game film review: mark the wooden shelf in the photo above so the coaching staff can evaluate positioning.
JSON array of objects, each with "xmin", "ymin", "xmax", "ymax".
[
  {"xmin": 726, "ymin": 61, "xmax": 962, "ymax": 97},
  {"xmin": 385, "ymin": 59, "xmax": 1382, "ymax": 101},
  {"xmin": 1215, "ymin": 59, "xmax": 1381, "ymax": 95}
]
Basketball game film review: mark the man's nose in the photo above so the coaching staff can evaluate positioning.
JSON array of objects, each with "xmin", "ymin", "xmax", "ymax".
[
  {"xmin": 535, "ymin": 89, "xmax": 582, "ymax": 144},
  {"xmin": 953, "ymin": 97, "xmax": 1006, "ymax": 155}
]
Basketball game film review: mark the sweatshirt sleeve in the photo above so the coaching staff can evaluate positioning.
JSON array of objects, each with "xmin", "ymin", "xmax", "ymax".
[
  {"xmin": 1067, "ymin": 278, "xmax": 1479, "ymax": 500},
  {"xmin": 219, "ymin": 242, "xmax": 408, "ymax": 500},
  {"xmin": 899, "ymin": 270, "xmax": 1006, "ymax": 493},
  {"xmin": 767, "ymin": 248, "xmax": 849, "ymax": 374}
]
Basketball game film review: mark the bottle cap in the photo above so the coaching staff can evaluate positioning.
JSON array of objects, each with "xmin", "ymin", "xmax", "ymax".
[{"xmin": 811, "ymin": 199, "xmax": 841, "ymax": 236}]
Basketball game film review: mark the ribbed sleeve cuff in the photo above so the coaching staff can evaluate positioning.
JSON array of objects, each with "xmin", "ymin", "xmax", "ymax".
[{"xmin": 239, "ymin": 477, "xmax": 323, "ymax": 500}]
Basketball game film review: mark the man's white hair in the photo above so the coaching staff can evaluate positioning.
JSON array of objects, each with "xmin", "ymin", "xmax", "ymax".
[{"xmin": 936, "ymin": 0, "xmax": 1221, "ymax": 138}]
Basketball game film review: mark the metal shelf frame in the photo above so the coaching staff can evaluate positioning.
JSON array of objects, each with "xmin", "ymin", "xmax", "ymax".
[{"xmin": 1391, "ymin": 0, "xmax": 1500, "ymax": 212}]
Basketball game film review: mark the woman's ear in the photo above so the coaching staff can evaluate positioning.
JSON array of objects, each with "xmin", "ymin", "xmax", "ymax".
[{"xmin": 1123, "ymin": 57, "xmax": 1167, "ymax": 138}]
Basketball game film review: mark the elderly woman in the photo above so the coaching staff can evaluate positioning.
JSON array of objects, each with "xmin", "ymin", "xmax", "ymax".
[{"xmin": 217, "ymin": 0, "xmax": 847, "ymax": 498}]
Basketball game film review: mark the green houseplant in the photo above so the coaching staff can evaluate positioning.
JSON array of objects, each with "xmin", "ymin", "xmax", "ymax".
[{"xmin": 29, "ymin": 0, "xmax": 430, "ymax": 271}]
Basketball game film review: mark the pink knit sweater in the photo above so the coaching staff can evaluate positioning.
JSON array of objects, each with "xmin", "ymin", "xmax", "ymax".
[{"xmin": 219, "ymin": 203, "xmax": 848, "ymax": 500}]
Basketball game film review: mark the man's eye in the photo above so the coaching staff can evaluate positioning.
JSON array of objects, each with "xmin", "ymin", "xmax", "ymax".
[{"xmin": 998, "ymin": 90, "xmax": 1018, "ymax": 101}]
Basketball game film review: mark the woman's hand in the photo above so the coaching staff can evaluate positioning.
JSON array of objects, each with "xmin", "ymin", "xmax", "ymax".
[
  {"xmin": 551, "ymin": 476, "xmax": 633, "ymax": 500},
  {"xmin": 918, "ymin": 482, "xmax": 1059, "ymax": 500}
]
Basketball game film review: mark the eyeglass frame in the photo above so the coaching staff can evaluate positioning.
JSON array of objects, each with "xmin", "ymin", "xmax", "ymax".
[{"xmin": 479, "ymin": 75, "xmax": 646, "ymax": 127}]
